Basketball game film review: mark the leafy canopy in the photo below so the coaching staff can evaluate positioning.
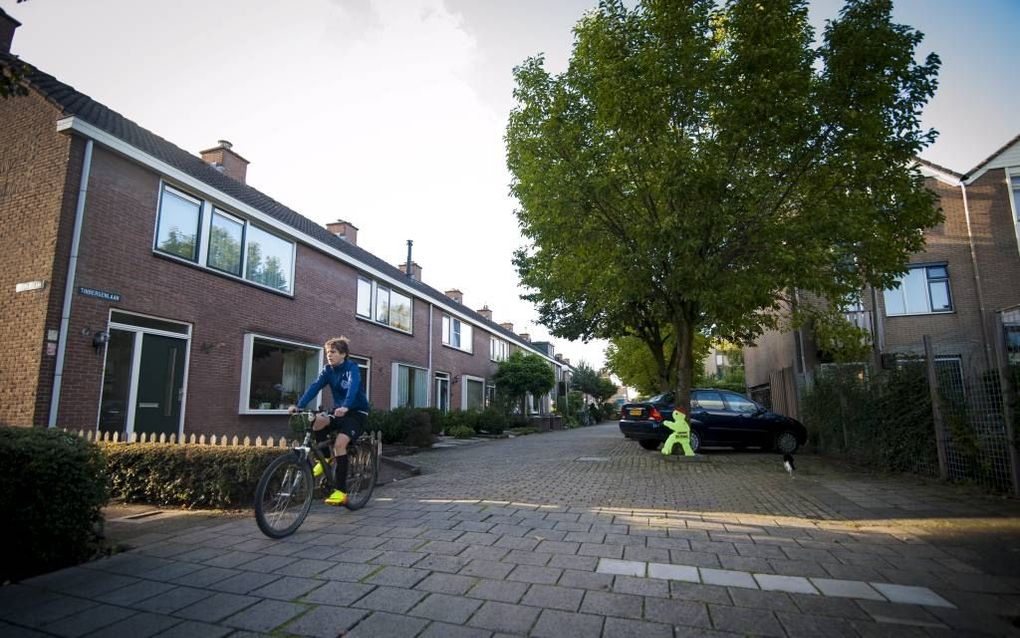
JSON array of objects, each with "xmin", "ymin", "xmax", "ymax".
[
  {"xmin": 506, "ymin": 0, "xmax": 940, "ymax": 409},
  {"xmin": 570, "ymin": 361, "xmax": 619, "ymax": 404},
  {"xmin": 492, "ymin": 351, "xmax": 556, "ymax": 412}
]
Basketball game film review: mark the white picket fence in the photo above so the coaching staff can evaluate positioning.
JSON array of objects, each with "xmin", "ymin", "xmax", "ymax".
[{"xmin": 65, "ymin": 428, "xmax": 296, "ymax": 448}]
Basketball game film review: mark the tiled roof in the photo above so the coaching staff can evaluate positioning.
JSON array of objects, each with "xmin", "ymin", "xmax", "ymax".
[
  {"xmin": 962, "ymin": 132, "xmax": 1020, "ymax": 181},
  {"xmin": 915, "ymin": 157, "xmax": 962, "ymax": 180},
  {"xmin": 2, "ymin": 52, "xmax": 546, "ymax": 357}
]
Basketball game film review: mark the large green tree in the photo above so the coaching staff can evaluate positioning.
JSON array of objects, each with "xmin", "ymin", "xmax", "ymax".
[
  {"xmin": 506, "ymin": 0, "xmax": 940, "ymax": 411},
  {"xmin": 570, "ymin": 361, "xmax": 618, "ymax": 404}
]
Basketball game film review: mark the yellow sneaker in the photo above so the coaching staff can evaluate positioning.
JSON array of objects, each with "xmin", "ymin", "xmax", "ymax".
[
  {"xmin": 312, "ymin": 462, "xmax": 325, "ymax": 478},
  {"xmin": 324, "ymin": 490, "xmax": 347, "ymax": 506}
]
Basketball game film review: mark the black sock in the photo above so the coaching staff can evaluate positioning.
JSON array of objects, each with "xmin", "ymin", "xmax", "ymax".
[{"xmin": 335, "ymin": 454, "xmax": 349, "ymax": 493}]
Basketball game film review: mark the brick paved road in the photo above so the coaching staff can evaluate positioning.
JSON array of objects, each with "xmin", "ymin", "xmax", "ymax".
[{"xmin": 2, "ymin": 423, "xmax": 1019, "ymax": 636}]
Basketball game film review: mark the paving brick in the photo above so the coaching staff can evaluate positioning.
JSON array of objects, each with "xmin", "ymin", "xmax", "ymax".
[
  {"xmin": 530, "ymin": 609, "xmax": 604, "ymax": 638},
  {"xmin": 456, "ymin": 532, "xmax": 501, "ymax": 546},
  {"xmin": 414, "ymin": 554, "xmax": 473, "ymax": 573},
  {"xmin": 856, "ymin": 600, "xmax": 948, "ymax": 629},
  {"xmin": 548, "ymin": 554, "xmax": 599, "ymax": 572},
  {"xmin": 301, "ymin": 580, "xmax": 375, "ymax": 606},
  {"xmin": 788, "ymin": 593, "xmax": 872, "ymax": 620},
  {"xmin": 648, "ymin": 562, "xmax": 699, "ymax": 583},
  {"xmin": 643, "ymin": 597, "xmax": 712, "ymax": 627},
  {"xmin": 250, "ymin": 575, "xmax": 324, "ymax": 601},
  {"xmin": 809, "ymin": 578, "xmax": 885, "ymax": 601},
  {"xmin": 505, "ymin": 549, "xmax": 552, "ymax": 566},
  {"xmin": 776, "ymin": 611, "xmax": 859, "ymax": 637},
  {"xmin": 493, "ymin": 535, "xmax": 540, "ymax": 549},
  {"xmin": 700, "ymin": 568, "xmax": 757, "ymax": 589},
  {"xmin": 596, "ymin": 558, "xmax": 645, "ymax": 577},
  {"xmin": 97, "ymin": 580, "xmax": 177, "ymax": 606},
  {"xmin": 612, "ymin": 575, "xmax": 669, "ymax": 598},
  {"xmin": 507, "ymin": 564, "xmax": 562, "ymax": 585},
  {"xmin": 418, "ymin": 621, "xmax": 493, "ymax": 638},
  {"xmin": 460, "ymin": 560, "xmax": 513, "ymax": 579},
  {"xmin": 41, "ymin": 605, "xmax": 143, "ymax": 637},
  {"xmin": 521, "ymin": 584, "xmax": 586, "ymax": 611},
  {"xmin": 579, "ymin": 590, "xmax": 643, "ymax": 619},
  {"xmin": 353, "ymin": 586, "xmax": 428, "ymax": 613},
  {"xmin": 558, "ymin": 569, "xmax": 614, "ymax": 591},
  {"xmin": 371, "ymin": 550, "xmax": 427, "ymax": 567},
  {"xmin": 754, "ymin": 574, "xmax": 819, "ymax": 595},
  {"xmin": 420, "ymin": 541, "xmax": 469, "ymax": 555},
  {"xmin": 364, "ymin": 566, "xmax": 429, "ymax": 588},
  {"xmin": 468, "ymin": 601, "xmax": 541, "ymax": 634},
  {"xmin": 602, "ymin": 616, "xmax": 674, "ymax": 638},
  {"xmin": 869, "ymin": 583, "xmax": 954, "ymax": 608},
  {"xmin": 346, "ymin": 611, "xmax": 429, "ymax": 638},
  {"xmin": 709, "ymin": 604, "xmax": 785, "ymax": 637},
  {"xmin": 409, "ymin": 593, "xmax": 483, "ymax": 624},
  {"xmin": 175, "ymin": 592, "xmax": 259, "ymax": 623},
  {"xmin": 416, "ymin": 572, "xmax": 477, "ymax": 595},
  {"xmin": 727, "ymin": 587, "xmax": 798, "ymax": 612},
  {"xmin": 669, "ymin": 550, "xmax": 723, "ymax": 569},
  {"xmin": 221, "ymin": 599, "xmax": 307, "ymax": 633},
  {"xmin": 207, "ymin": 571, "xmax": 280, "ymax": 594},
  {"xmin": 466, "ymin": 579, "xmax": 529, "ymax": 603},
  {"xmin": 317, "ymin": 562, "xmax": 379, "ymax": 582},
  {"xmin": 579, "ymin": 543, "xmax": 624, "ymax": 559},
  {"xmin": 132, "ymin": 586, "xmax": 209, "ymax": 615},
  {"xmin": 535, "ymin": 541, "xmax": 581, "ymax": 555}
]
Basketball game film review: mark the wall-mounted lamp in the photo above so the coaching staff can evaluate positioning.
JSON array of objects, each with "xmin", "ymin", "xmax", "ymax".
[{"xmin": 92, "ymin": 330, "xmax": 110, "ymax": 351}]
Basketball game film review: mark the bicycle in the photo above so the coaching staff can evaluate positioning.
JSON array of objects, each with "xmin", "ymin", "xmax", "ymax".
[{"xmin": 254, "ymin": 410, "xmax": 380, "ymax": 538}]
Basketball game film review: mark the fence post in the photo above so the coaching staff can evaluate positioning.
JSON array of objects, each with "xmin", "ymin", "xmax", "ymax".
[
  {"xmin": 924, "ymin": 335, "xmax": 950, "ymax": 481},
  {"xmin": 993, "ymin": 317, "xmax": 1020, "ymax": 496}
]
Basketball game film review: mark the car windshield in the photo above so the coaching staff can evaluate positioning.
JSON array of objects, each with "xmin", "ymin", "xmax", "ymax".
[{"xmin": 647, "ymin": 392, "xmax": 674, "ymax": 404}]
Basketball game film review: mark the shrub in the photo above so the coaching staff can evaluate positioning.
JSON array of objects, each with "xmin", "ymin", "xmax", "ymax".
[
  {"xmin": 419, "ymin": 407, "xmax": 444, "ymax": 436},
  {"xmin": 447, "ymin": 425, "xmax": 475, "ymax": 439},
  {"xmin": 403, "ymin": 410, "xmax": 436, "ymax": 448},
  {"xmin": 0, "ymin": 427, "xmax": 109, "ymax": 582},
  {"xmin": 103, "ymin": 443, "xmax": 282, "ymax": 509},
  {"xmin": 477, "ymin": 408, "xmax": 508, "ymax": 434},
  {"xmin": 368, "ymin": 409, "xmax": 406, "ymax": 444}
]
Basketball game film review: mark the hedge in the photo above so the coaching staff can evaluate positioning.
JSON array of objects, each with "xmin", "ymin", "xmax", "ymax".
[
  {"xmin": 0, "ymin": 427, "xmax": 109, "ymax": 583},
  {"xmin": 102, "ymin": 443, "xmax": 283, "ymax": 509}
]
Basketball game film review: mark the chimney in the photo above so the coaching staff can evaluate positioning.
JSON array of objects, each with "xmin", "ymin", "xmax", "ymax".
[
  {"xmin": 325, "ymin": 220, "xmax": 358, "ymax": 246},
  {"xmin": 199, "ymin": 140, "xmax": 249, "ymax": 183},
  {"xmin": 564, "ymin": 358, "xmax": 571, "ymax": 366},
  {"xmin": 1, "ymin": 8, "xmax": 20, "ymax": 54},
  {"xmin": 500, "ymin": 322, "xmax": 514, "ymax": 333},
  {"xmin": 520, "ymin": 333, "xmax": 531, "ymax": 342},
  {"xmin": 398, "ymin": 261, "xmax": 423, "ymax": 281},
  {"xmin": 445, "ymin": 289, "xmax": 463, "ymax": 304},
  {"xmin": 477, "ymin": 305, "xmax": 493, "ymax": 321},
  {"xmin": 555, "ymin": 354, "xmax": 564, "ymax": 362}
]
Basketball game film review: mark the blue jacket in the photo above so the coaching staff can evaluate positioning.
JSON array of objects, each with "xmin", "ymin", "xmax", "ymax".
[{"xmin": 297, "ymin": 358, "xmax": 370, "ymax": 413}]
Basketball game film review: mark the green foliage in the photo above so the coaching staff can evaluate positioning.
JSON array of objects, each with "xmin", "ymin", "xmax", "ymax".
[
  {"xmin": 402, "ymin": 410, "xmax": 435, "ymax": 448},
  {"xmin": 442, "ymin": 409, "xmax": 508, "ymax": 435},
  {"xmin": 801, "ymin": 364, "xmax": 938, "ymax": 473},
  {"xmin": 808, "ymin": 307, "xmax": 873, "ymax": 364},
  {"xmin": 447, "ymin": 425, "xmax": 475, "ymax": 439},
  {"xmin": 103, "ymin": 443, "xmax": 281, "ymax": 508},
  {"xmin": 507, "ymin": 0, "xmax": 941, "ymax": 413},
  {"xmin": 606, "ymin": 332, "xmax": 712, "ymax": 395},
  {"xmin": 368, "ymin": 408, "xmax": 436, "ymax": 447},
  {"xmin": 0, "ymin": 428, "xmax": 109, "ymax": 582},
  {"xmin": 571, "ymin": 361, "xmax": 619, "ymax": 404},
  {"xmin": 493, "ymin": 351, "xmax": 556, "ymax": 414}
]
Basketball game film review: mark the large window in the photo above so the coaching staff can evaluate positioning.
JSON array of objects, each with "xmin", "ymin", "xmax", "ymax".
[
  {"xmin": 442, "ymin": 315, "xmax": 473, "ymax": 353},
  {"xmin": 435, "ymin": 372, "xmax": 450, "ymax": 413},
  {"xmin": 883, "ymin": 265, "xmax": 953, "ymax": 316},
  {"xmin": 357, "ymin": 277, "xmax": 413, "ymax": 333},
  {"xmin": 242, "ymin": 335, "xmax": 320, "ymax": 413},
  {"xmin": 154, "ymin": 184, "xmax": 295, "ymax": 294},
  {"xmin": 155, "ymin": 186, "xmax": 201, "ymax": 261},
  {"xmin": 490, "ymin": 337, "xmax": 509, "ymax": 362},
  {"xmin": 464, "ymin": 376, "xmax": 485, "ymax": 410},
  {"xmin": 394, "ymin": 363, "xmax": 428, "ymax": 408}
]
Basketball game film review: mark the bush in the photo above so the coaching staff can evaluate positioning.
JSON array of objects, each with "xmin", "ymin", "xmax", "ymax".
[
  {"xmin": 447, "ymin": 425, "xmax": 475, "ymax": 439},
  {"xmin": 368, "ymin": 409, "xmax": 406, "ymax": 444},
  {"xmin": 103, "ymin": 443, "xmax": 282, "ymax": 509},
  {"xmin": 0, "ymin": 427, "xmax": 109, "ymax": 582},
  {"xmin": 477, "ymin": 408, "xmax": 508, "ymax": 434},
  {"xmin": 403, "ymin": 410, "xmax": 436, "ymax": 448}
]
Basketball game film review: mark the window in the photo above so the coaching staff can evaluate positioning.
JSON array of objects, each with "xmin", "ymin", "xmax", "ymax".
[
  {"xmin": 464, "ymin": 376, "xmax": 485, "ymax": 410},
  {"xmin": 208, "ymin": 209, "xmax": 244, "ymax": 275},
  {"xmin": 692, "ymin": 390, "xmax": 725, "ymax": 410},
  {"xmin": 242, "ymin": 335, "xmax": 320, "ymax": 413},
  {"xmin": 357, "ymin": 277, "xmax": 413, "ymax": 333},
  {"xmin": 351, "ymin": 355, "xmax": 371, "ymax": 404},
  {"xmin": 154, "ymin": 184, "xmax": 295, "ymax": 294},
  {"xmin": 442, "ymin": 315, "xmax": 473, "ymax": 353},
  {"xmin": 393, "ymin": 363, "xmax": 428, "ymax": 408},
  {"xmin": 435, "ymin": 372, "xmax": 450, "ymax": 413},
  {"xmin": 883, "ymin": 265, "xmax": 953, "ymax": 315},
  {"xmin": 490, "ymin": 337, "xmax": 509, "ymax": 362},
  {"xmin": 723, "ymin": 393, "xmax": 759, "ymax": 414},
  {"xmin": 485, "ymin": 384, "xmax": 496, "ymax": 408},
  {"xmin": 155, "ymin": 186, "xmax": 201, "ymax": 261},
  {"xmin": 1012, "ymin": 174, "xmax": 1020, "ymax": 222}
]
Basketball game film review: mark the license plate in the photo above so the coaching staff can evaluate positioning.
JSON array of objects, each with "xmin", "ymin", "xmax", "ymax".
[{"xmin": 628, "ymin": 408, "xmax": 643, "ymax": 416}]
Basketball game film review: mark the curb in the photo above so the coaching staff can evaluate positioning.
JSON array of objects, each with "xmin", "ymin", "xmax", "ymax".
[{"xmin": 380, "ymin": 455, "xmax": 421, "ymax": 476}]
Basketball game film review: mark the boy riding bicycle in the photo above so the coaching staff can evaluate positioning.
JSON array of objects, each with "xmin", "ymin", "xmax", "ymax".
[{"xmin": 288, "ymin": 336, "xmax": 370, "ymax": 506}]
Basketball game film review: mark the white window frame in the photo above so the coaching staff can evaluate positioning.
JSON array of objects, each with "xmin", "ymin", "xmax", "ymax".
[
  {"xmin": 239, "ymin": 333, "xmax": 322, "ymax": 415},
  {"xmin": 490, "ymin": 336, "xmax": 509, "ymax": 362},
  {"xmin": 461, "ymin": 374, "xmax": 485, "ymax": 410},
  {"xmin": 357, "ymin": 276, "xmax": 413, "ymax": 334},
  {"xmin": 391, "ymin": 362, "xmax": 430, "ymax": 409},
  {"xmin": 442, "ymin": 315, "xmax": 473, "ymax": 353},
  {"xmin": 1007, "ymin": 167, "xmax": 1020, "ymax": 256},
  {"xmin": 153, "ymin": 181, "xmax": 296, "ymax": 295},
  {"xmin": 435, "ymin": 371, "xmax": 451, "ymax": 413},
  {"xmin": 883, "ymin": 264, "xmax": 953, "ymax": 316}
]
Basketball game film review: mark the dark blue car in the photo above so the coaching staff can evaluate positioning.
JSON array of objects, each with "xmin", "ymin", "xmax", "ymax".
[{"xmin": 619, "ymin": 388, "xmax": 806, "ymax": 454}]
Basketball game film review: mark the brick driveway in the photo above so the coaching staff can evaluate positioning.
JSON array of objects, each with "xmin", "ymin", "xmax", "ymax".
[{"xmin": 2, "ymin": 423, "xmax": 1019, "ymax": 636}]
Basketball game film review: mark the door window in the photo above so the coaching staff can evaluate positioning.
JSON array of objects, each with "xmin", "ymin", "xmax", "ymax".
[
  {"xmin": 724, "ymin": 393, "xmax": 759, "ymax": 414},
  {"xmin": 692, "ymin": 390, "xmax": 725, "ymax": 410}
]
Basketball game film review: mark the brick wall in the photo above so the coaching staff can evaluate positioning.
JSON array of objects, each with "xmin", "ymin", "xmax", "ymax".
[{"xmin": 0, "ymin": 90, "xmax": 75, "ymax": 427}]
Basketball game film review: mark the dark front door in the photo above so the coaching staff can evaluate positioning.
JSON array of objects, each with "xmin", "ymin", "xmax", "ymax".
[{"xmin": 133, "ymin": 333, "xmax": 186, "ymax": 437}]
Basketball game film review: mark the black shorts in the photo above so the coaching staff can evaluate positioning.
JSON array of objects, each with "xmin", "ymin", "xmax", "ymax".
[{"xmin": 314, "ymin": 411, "xmax": 367, "ymax": 447}]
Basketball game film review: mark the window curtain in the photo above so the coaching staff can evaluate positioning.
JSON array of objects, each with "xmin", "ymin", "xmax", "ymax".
[{"xmin": 412, "ymin": 367, "xmax": 428, "ymax": 407}]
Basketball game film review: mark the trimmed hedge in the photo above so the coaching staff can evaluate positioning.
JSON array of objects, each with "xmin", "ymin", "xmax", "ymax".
[
  {"xmin": 0, "ymin": 427, "xmax": 109, "ymax": 583},
  {"xmin": 103, "ymin": 443, "xmax": 283, "ymax": 509}
]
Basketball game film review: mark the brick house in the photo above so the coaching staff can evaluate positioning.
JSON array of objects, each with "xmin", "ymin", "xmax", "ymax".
[
  {"xmin": 0, "ymin": 12, "xmax": 571, "ymax": 439},
  {"xmin": 744, "ymin": 136, "xmax": 1020, "ymax": 417}
]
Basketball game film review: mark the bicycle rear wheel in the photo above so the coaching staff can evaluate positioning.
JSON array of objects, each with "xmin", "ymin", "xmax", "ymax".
[
  {"xmin": 344, "ymin": 438, "xmax": 378, "ymax": 511},
  {"xmin": 255, "ymin": 452, "xmax": 314, "ymax": 538}
]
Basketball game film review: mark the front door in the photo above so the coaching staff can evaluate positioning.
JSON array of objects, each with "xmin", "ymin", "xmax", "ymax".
[{"xmin": 133, "ymin": 334, "xmax": 186, "ymax": 437}]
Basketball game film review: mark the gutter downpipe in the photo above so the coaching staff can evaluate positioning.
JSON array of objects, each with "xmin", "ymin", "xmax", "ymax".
[
  {"xmin": 48, "ymin": 139, "xmax": 94, "ymax": 428},
  {"xmin": 428, "ymin": 303, "xmax": 434, "ymax": 408},
  {"xmin": 961, "ymin": 181, "xmax": 994, "ymax": 370}
]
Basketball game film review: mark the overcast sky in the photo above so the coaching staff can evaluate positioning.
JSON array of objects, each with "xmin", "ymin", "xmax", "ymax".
[{"xmin": 5, "ymin": 0, "xmax": 1018, "ymax": 371}]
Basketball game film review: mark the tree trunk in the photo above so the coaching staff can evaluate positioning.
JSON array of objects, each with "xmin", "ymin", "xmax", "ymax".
[{"xmin": 673, "ymin": 316, "xmax": 694, "ymax": 414}]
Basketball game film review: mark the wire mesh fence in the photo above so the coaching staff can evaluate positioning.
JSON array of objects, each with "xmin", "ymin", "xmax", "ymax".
[{"xmin": 801, "ymin": 337, "xmax": 1019, "ymax": 494}]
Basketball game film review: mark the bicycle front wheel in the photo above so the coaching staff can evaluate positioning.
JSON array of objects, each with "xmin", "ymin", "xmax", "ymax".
[
  {"xmin": 344, "ymin": 439, "xmax": 378, "ymax": 511},
  {"xmin": 255, "ymin": 452, "xmax": 314, "ymax": 538}
]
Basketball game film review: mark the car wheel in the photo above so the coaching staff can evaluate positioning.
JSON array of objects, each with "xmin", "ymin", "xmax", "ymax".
[
  {"xmin": 689, "ymin": 430, "xmax": 701, "ymax": 453},
  {"xmin": 774, "ymin": 431, "xmax": 799, "ymax": 454},
  {"xmin": 638, "ymin": 439, "xmax": 660, "ymax": 451}
]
